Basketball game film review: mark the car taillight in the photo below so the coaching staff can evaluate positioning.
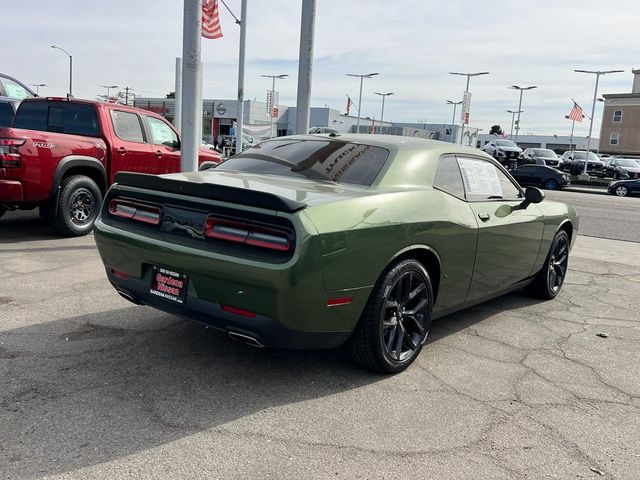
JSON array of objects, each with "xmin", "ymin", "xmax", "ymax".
[
  {"xmin": 0, "ymin": 138, "xmax": 25, "ymax": 168},
  {"xmin": 204, "ymin": 216, "xmax": 291, "ymax": 252},
  {"xmin": 108, "ymin": 199, "xmax": 161, "ymax": 226}
]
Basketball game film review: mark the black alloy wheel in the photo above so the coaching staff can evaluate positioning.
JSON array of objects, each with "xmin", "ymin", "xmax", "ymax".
[
  {"xmin": 547, "ymin": 233, "xmax": 569, "ymax": 294},
  {"xmin": 525, "ymin": 230, "xmax": 570, "ymax": 300},
  {"xmin": 349, "ymin": 258, "xmax": 433, "ymax": 373},
  {"xmin": 52, "ymin": 175, "xmax": 102, "ymax": 236},
  {"xmin": 544, "ymin": 178, "xmax": 559, "ymax": 190},
  {"xmin": 69, "ymin": 189, "xmax": 94, "ymax": 225},
  {"xmin": 381, "ymin": 271, "xmax": 430, "ymax": 362}
]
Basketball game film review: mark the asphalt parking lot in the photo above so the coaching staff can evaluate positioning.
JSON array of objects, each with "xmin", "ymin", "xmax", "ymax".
[{"xmin": 1, "ymin": 191, "xmax": 639, "ymax": 479}]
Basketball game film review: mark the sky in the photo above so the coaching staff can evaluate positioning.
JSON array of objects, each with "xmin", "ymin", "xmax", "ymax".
[{"xmin": 4, "ymin": 0, "xmax": 639, "ymax": 138}]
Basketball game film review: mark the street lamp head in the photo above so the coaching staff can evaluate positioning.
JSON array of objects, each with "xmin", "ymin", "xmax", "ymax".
[
  {"xmin": 374, "ymin": 92, "xmax": 394, "ymax": 96},
  {"xmin": 346, "ymin": 73, "xmax": 379, "ymax": 78},
  {"xmin": 449, "ymin": 71, "xmax": 490, "ymax": 77},
  {"xmin": 574, "ymin": 69, "xmax": 624, "ymax": 75}
]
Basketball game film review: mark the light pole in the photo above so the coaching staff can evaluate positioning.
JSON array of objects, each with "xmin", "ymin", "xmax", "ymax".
[
  {"xmin": 347, "ymin": 72, "xmax": 379, "ymax": 133},
  {"xmin": 374, "ymin": 92, "xmax": 393, "ymax": 134},
  {"xmin": 30, "ymin": 83, "xmax": 47, "ymax": 95},
  {"xmin": 506, "ymin": 109, "xmax": 523, "ymax": 137},
  {"xmin": 260, "ymin": 74, "xmax": 288, "ymax": 138},
  {"xmin": 50, "ymin": 45, "xmax": 73, "ymax": 96},
  {"xmin": 446, "ymin": 100, "xmax": 463, "ymax": 143},
  {"xmin": 449, "ymin": 71, "xmax": 490, "ymax": 145},
  {"xmin": 509, "ymin": 85, "xmax": 537, "ymax": 144},
  {"xmin": 99, "ymin": 85, "xmax": 119, "ymax": 101},
  {"xmin": 574, "ymin": 69, "xmax": 624, "ymax": 174}
]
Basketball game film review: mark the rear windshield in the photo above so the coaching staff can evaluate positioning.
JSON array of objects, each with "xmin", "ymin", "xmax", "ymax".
[
  {"xmin": 13, "ymin": 101, "xmax": 100, "ymax": 137},
  {"xmin": 216, "ymin": 139, "xmax": 390, "ymax": 186}
]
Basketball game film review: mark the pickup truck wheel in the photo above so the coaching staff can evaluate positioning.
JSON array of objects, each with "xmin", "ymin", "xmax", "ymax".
[
  {"xmin": 52, "ymin": 175, "xmax": 102, "ymax": 236},
  {"xmin": 348, "ymin": 258, "xmax": 433, "ymax": 374}
]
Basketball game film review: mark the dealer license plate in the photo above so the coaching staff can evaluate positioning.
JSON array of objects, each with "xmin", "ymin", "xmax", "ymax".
[{"xmin": 149, "ymin": 266, "xmax": 189, "ymax": 304}]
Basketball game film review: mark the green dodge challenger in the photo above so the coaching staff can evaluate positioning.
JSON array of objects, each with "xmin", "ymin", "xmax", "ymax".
[{"xmin": 94, "ymin": 134, "xmax": 578, "ymax": 373}]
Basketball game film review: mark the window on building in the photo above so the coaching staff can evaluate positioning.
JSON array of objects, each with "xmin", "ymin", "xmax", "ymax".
[
  {"xmin": 613, "ymin": 110, "xmax": 623, "ymax": 123},
  {"xmin": 610, "ymin": 132, "xmax": 619, "ymax": 145}
]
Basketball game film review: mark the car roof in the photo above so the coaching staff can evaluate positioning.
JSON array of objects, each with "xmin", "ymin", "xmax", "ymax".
[
  {"xmin": 0, "ymin": 73, "xmax": 37, "ymax": 97},
  {"xmin": 19, "ymin": 96, "xmax": 169, "ymax": 119}
]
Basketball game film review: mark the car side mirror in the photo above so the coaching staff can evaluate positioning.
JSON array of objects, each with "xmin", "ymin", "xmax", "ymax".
[{"xmin": 525, "ymin": 186, "xmax": 544, "ymax": 204}]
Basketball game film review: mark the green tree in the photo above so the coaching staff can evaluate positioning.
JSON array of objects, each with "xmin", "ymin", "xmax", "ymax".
[{"xmin": 489, "ymin": 124, "xmax": 503, "ymax": 135}]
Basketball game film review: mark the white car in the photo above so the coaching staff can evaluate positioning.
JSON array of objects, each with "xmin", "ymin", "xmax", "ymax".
[{"xmin": 483, "ymin": 139, "xmax": 523, "ymax": 164}]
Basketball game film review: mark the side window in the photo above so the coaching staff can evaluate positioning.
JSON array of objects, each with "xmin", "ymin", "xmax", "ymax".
[
  {"xmin": 0, "ymin": 103, "xmax": 15, "ymax": 127},
  {"xmin": 457, "ymin": 156, "xmax": 522, "ymax": 201},
  {"xmin": 433, "ymin": 155, "xmax": 465, "ymax": 199},
  {"xmin": 1, "ymin": 78, "xmax": 32, "ymax": 99},
  {"xmin": 111, "ymin": 110, "xmax": 145, "ymax": 143},
  {"xmin": 146, "ymin": 116, "xmax": 179, "ymax": 148},
  {"xmin": 48, "ymin": 104, "xmax": 99, "ymax": 136}
]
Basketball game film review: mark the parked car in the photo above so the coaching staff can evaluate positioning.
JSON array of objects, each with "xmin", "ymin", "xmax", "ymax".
[
  {"xmin": 0, "ymin": 73, "xmax": 36, "ymax": 99},
  {"xmin": 0, "ymin": 96, "xmax": 20, "ymax": 127},
  {"xmin": 512, "ymin": 165, "xmax": 570, "ymax": 190},
  {"xmin": 94, "ymin": 134, "xmax": 578, "ymax": 373},
  {"xmin": 309, "ymin": 126, "xmax": 339, "ymax": 134},
  {"xmin": 608, "ymin": 178, "xmax": 640, "ymax": 197},
  {"xmin": 0, "ymin": 97, "xmax": 221, "ymax": 232},
  {"xmin": 482, "ymin": 139, "xmax": 523, "ymax": 165},
  {"xmin": 559, "ymin": 150, "xmax": 605, "ymax": 176},
  {"xmin": 602, "ymin": 157, "xmax": 640, "ymax": 179},
  {"xmin": 520, "ymin": 148, "xmax": 561, "ymax": 167}
]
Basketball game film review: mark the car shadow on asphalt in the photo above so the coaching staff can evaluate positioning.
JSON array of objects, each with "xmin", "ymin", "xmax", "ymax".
[
  {"xmin": 0, "ymin": 209, "xmax": 62, "ymax": 244},
  {"xmin": 0, "ymin": 290, "xmax": 541, "ymax": 479}
]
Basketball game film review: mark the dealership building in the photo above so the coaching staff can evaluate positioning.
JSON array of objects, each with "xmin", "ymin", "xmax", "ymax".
[
  {"xmin": 134, "ymin": 97, "xmax": 445, "ymax": 142},
  {"xmin": 599, "ymin": 69, "xmax": 640, "ymax": 155}
]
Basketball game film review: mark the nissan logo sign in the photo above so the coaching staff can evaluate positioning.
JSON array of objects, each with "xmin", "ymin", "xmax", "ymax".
[{"xmin": 216, "ymin": 102, "xmax": 227, "ymax": 115}]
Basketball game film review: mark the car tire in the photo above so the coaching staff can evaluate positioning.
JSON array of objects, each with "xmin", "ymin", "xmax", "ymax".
[
  {"xmin": 52, "ymin": 175, "xmax": 102, "ymax": 237},
  {"xmin": 614, "ymin": 185, "xmax": 629, "ymax": 197},
  {"xmin": 543, "ymin": 179, "xmax": 559, "ymax": 190},
  {"xmin": 348, "ymin": 258, "xmax": 433, "ymax": 374},
  {"xmin": 525, "ymin": 230, "xmax": 569, "ymax": 300}
]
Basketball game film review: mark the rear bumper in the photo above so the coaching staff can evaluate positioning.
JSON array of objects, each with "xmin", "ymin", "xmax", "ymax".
[
  {"xmin": 0, "ymin": 179, "xmax": 23, "ymax": 202},
  {"xmin": 105, "ymin": 269, "xmax": 351, "ymax": 349},
  {"xmin": 94, "ymin": 217, "xmax": 370, "ymax": 349}
]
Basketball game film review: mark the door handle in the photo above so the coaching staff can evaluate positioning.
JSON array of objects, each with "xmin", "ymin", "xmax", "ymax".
[
  {"xmin": 116, "ymin": 147, "xmax": 127, "ymax": 155},
  {"xmin": 154, "ymin": 150, "xmax": 163, "ymax": 158},
  {"xmin": 478, "ymin": 212, "xmax": 490, "ymax": 221}
]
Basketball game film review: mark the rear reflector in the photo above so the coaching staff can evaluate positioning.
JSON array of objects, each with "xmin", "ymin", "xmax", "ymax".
[
  {"xmin": 205, "ymin": 216, "xmax": 291, "ymax": 252},
  {"xmin": 110, "ymin": 268, "xmax": 129, "ymax": 280},
  {"xmin": 326, "ymin": 297, "xmax": 353, "ymax": 307},
  {"xmin": 108, "ymin": 199, "xmax": 161, "ymax": 226},
  {"xmin": 222, "ymin": 305, "xmax": 257, "ymax": 318}
]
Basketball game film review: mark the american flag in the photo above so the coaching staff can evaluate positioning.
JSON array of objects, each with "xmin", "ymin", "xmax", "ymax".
[
  {"xmin": 568, "ymin": 102, "xmax": 583, "ymax": 123},
  {"xmin": 346, "ymin": 96, "xmax": 354, "ymax": 115},
  {"xmin": 202, "ymin": 0, "xmax": 223, "ymax": 39}
]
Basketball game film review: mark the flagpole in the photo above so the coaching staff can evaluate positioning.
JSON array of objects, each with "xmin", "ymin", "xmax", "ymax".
[
  {"xmin": 569, "ymin": 118, "xmax": 576, "ymax": 151},
  {"xmin": 235, "ymin": 0, "xmax": 247, "ymax": 153},
  {"xmin": 180, "ymin": 0, "xmax": 203, "ymax": 172}
]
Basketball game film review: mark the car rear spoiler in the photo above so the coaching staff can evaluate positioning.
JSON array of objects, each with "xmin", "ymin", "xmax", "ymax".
[{"xmin": 114, "ymin": 172, "xmax": 307, "ymax": 213}]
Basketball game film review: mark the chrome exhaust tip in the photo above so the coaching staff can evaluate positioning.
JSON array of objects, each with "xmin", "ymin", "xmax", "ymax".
[
  {"xmin": 227, "ymin": 330, "xmax": 265, "ymax": 348},
  {"xmin": 116, "ymin": 290, "xmax": 140, "ymax": 305}
]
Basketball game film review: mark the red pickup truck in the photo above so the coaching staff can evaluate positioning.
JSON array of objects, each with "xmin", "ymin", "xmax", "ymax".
[{"xmin": 0, "ymin": 97, "xmax": 221, "ymax": 235}]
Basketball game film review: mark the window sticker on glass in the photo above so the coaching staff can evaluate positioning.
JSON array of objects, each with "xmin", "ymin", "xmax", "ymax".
[
  {"xmin": 148, "ymin": 118, "xmax": 177, "ymax": 147},
  {"xmin": 458, "ymin": 158, "xmax": 503, "ymax": 198}
]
